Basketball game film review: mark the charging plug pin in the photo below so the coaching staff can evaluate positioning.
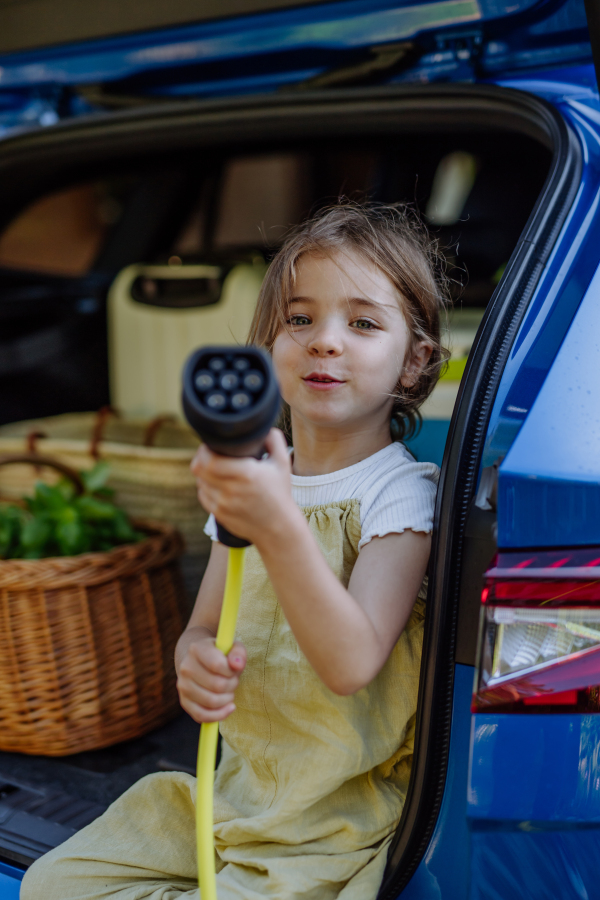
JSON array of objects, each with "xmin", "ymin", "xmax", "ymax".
[
  {"xmin": 194, "ymin": 371, "xmax": 215, "ymax": 392},
  {"xmin": 243, "ymin": 371, "xmax": 264, "ymax": 392},
  {"xmin": 205, "ymin": 391, "xmax": 227, "ymax": 410},
  {"xmin": 231, "ymin": 392, "xmax": 252, "ymax": 410},
  {"xmin": 220, "ymin": 372, "xmax": 239, "ymax": 391}
]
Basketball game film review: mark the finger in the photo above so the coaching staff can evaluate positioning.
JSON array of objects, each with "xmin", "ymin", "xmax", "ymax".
[
  {"xmin": 197, "ymin": 480, "xmax": 228, "ymax": 508},
  {"xmin": 192, "ymin": 443, "xmax": 246, "ymax": 484},
  {"xmin": 180, "ymin": 681, "xmax": 236, "ymax": 710},
  {"xmin": 190, "ymin": 442, "xmax": 213, "ymax": 477},
  {"xmin": 197, "ymin": 484, "xmax": 219, "ymax": 515},
  {"xmin": 190, "ymin": 443, "xmax": 202, "ymax": 469},
  {"xmin": 263, "ymin": 428, "xmax": 291, "ymax": 465},
  {"xmin": 227, "ymin": 642, "xmax": 247, "ymax": 672},
  {"xmin": 189, "ymin": 641, "xmax": 236, "ymax": 678},
  {"xmin": 184, "ymin": 701, "xmax": 236, "ymax": 724},
  {"xmin": 178, "ymin": 661, "xmax": 239, "ymax": 695},
  {"xmin": 200, "ymin": 451, "xmax": 256, "ymax": 484}
]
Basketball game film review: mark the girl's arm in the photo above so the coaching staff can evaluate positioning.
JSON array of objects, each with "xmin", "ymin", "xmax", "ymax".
[
  {"xmin": 193, "ymin": 430, "xmax": 431, "ymax": 696},
  {"xmin": 259, "ymin": 521, "xmax": 429, "ymax": 695},
  {"xmin": 175, "ymin": 541, "xmax": 248, "ymax": 722}
]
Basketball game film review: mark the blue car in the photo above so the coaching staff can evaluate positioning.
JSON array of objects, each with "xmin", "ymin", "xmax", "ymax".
[{"xmin": 0, "ymin": 0, "xmax": 599, "ymax": 896}]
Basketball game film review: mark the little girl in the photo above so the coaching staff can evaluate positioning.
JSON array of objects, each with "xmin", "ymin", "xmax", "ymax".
[{"xmin": 21, "ymin": 202, "xmax": 448, "ymax": 900}]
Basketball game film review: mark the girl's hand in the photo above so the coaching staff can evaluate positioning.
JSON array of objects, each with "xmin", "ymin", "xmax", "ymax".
[
  {"xmin": 176, "ymin": 635, "xmax": 247, "ymax": 723},
  {"xmin": 191, "ymin": 428, "xmax": 297, "ymax": 546}
]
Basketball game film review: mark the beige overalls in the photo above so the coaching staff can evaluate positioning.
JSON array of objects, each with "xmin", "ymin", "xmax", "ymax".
[{"xmin": 21, "ymin": 500, "xmax": 425, "ymax": 900}]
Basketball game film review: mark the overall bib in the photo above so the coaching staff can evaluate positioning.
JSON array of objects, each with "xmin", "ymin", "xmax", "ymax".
[{"xmin": 21, "ymin": 500, "xmax": 425, "ymax": 900}]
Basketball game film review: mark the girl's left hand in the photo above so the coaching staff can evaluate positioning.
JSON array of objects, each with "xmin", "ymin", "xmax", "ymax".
[{"xmin": 191, "ymin": 428, "xmax": 296, "ymax": 545}]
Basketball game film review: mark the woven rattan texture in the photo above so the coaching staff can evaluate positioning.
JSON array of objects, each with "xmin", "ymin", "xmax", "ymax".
[
  {"xmin": 0, "ymin": 522, "xmax": 187, "ymax": 756},
  {"xmin": 0, "ymin": 413, "xmax": 210, "ymax": 556}
]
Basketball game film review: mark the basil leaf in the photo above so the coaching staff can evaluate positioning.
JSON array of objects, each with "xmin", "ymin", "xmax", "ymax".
[
  {"xmin": 76, "ymin": 496, "xmax": 118, "ymax": 522},
  {"xmin": 82, "ymin": 461, "xmax": 112, "ymax": 493},
  {"xmin": 21, "ymin": 516, "xmax": 51, "ymax": 550}
]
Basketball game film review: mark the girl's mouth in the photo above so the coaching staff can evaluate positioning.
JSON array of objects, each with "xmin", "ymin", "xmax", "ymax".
[{"xmin": 303, "ymin": 373, "xmax": 345, "ymax": 390}]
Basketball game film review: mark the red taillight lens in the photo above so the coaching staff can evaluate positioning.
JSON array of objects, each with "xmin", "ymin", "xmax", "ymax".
[{"xmin": 473, "ymin": 548, "xmax": 600, "ymax": 713}]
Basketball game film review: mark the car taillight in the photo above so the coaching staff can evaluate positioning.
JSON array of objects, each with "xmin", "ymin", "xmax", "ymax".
[{"xmin": 473, "ymin": 548, "xmax": 600, "ymax": 713}]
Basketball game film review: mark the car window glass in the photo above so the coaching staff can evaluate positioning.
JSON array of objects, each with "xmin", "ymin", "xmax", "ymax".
[{"xmin": 214, "ymin": 154, "xmax": 311, "ymax": 249}]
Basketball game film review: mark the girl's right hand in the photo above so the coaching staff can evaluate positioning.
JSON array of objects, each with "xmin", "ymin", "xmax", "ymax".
[{"xmin": 176, "ymin": 636, "xmax": 247, "ymax": 723}]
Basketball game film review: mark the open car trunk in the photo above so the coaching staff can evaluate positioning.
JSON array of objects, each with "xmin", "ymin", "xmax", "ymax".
[{"xmin": 0, "ymin": 84, "xmax": 580, "ymax": 894}]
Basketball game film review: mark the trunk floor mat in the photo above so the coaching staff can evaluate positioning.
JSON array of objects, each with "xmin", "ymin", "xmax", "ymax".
[{"xmin": 0, "ymin": 713, "xmax": 199, "ymax": 866}]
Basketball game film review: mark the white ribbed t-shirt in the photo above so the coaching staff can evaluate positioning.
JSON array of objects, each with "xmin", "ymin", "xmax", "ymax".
[{"xmin": 204, "ymin": 442, "xmax": 439, "ymax": 551}]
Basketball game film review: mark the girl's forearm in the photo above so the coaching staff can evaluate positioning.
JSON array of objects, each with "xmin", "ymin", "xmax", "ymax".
[{"xmin": 255, "ymin": 509, "xmax": 387, "ymax": 694}]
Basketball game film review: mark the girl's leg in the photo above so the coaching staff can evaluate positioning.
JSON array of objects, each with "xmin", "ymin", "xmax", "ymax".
[{"xmin": 20, "ymin": 772, "xmax": 200, "ymax": 900}]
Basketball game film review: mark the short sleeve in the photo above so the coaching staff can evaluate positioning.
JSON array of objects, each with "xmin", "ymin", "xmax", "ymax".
[
  {"xmin": 358, "ymin": 458, "xmax": 439, "ymax": 551},
  {"xmin": 204, "ymin": 513, "xmax": 219, "ymax": 542}
]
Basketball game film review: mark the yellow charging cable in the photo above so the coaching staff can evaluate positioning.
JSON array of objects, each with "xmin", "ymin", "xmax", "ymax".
[{"xmin": 196, "ymin": 546, "xmax": 246, "ymax": 900}]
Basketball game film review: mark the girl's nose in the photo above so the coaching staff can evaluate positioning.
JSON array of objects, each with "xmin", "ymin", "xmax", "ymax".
[{"xmin": 307, "ymin": 321, "xmax": 343, "ymax": 356}]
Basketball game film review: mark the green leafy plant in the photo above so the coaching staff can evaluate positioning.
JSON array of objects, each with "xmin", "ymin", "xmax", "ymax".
[{"xmin": 0, "ymin": 461, "xmax": 145, "ymax": 560}]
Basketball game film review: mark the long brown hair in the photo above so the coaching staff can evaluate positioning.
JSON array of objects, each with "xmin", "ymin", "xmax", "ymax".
[{"xmin": 248, "ymin": 201, "xmax": 450, "ymax": 440}]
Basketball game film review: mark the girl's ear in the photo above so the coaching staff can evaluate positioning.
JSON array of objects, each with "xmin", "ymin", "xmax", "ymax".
[{"xmin": 400, "ymin": 340, "xmax": 433, "ymax": 388}]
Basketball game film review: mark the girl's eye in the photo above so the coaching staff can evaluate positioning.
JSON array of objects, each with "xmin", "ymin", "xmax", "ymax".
[
  {"xmin": 351, "ymin": 318, "xmax": 377, "ymax": 331},
  {"xmin": 288, "ymin": 314, "xmax": 311, "ymax": 327}
]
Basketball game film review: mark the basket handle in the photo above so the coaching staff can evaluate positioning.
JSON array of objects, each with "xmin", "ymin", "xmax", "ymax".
[
  {"xmin": 0, "ymin": 454, "xmax": 85, "ymax": 495},
  {"xmin": 89, "ymin": 406, "xmax": 120, "ymax": 460},
  {"xmin": 90, "ymin": 409, "xmax": 179, "ymax": 452},
  {"xmin": 143, "ymin": 415, "xmax": 177, "ymax": 447},
  {"xmin": 24, "ymin": 431, "xmax": 49, "ymax": 474},
  {"xmin": 27, "ymin": 431, "xmax": 48, "ymax": 454}
]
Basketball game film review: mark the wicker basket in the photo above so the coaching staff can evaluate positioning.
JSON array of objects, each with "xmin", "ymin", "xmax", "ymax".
[
  {"xmin": 0, "ymin": 409, "xmax": 208, "ymax": 558},
  {"xmin": 0, "ymin": 456, "xmax": 188, "ymax": 756}
]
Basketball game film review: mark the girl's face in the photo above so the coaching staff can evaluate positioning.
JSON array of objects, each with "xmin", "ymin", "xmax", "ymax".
[{"xmin": 272, "ymin": 250, "xmax": 432, "ymax": 435}]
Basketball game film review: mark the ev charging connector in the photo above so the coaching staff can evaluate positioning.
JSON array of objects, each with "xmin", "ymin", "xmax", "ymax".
[
  {"xmin": 182, "ymin": 345, "xmax": 280, "ymax": 547},
  {"xmin": 182, "ymin": 345, "xmax": 280, "ymax": 900}
]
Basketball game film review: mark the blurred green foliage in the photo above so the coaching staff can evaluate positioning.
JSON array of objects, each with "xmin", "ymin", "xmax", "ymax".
[{"xmin": 0, "ymin": 461, "xmax": 144, "ymax": 559}]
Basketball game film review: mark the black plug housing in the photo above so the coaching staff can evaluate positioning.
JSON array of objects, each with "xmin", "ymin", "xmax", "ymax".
[{"xmin": 182, "ymin": 345, "xmax": 280, "ymax": 547}]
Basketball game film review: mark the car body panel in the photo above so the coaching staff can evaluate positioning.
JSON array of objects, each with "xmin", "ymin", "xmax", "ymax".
[
  {"xmin": 469, "ymin": 830, "xmax": 600, "ymax": 900},
  {"xmin": 469, "ymin": 713, "xmax": 600, "ymax": 899},
  {"xmin": 401, "ymin": 675, "xmax": 600, "ymax": 900},
  {"xmin": 0, "ymin": 862, "xmax": 23, "ymax": 899},
  {"xmin": 463, "ymin": 67, "xmax": 600, "ymax": 898},
  {"xmin": 0, "ymin": 0, "xmax": 593, "ymax": 133},
  {"xmin": 483, "ymin": 70, "xmax": 600, "ymax": 478},
  {"xmin": 394, "ymin": 670, "xmax": 600, "ymax": 900},
  {"xmin": 470, "ymin": 713, "xmax": 600, "ymax": 822},
  {"xmin": 498, "ymin": 259, "xmax": 600, "ymax": 548}
]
